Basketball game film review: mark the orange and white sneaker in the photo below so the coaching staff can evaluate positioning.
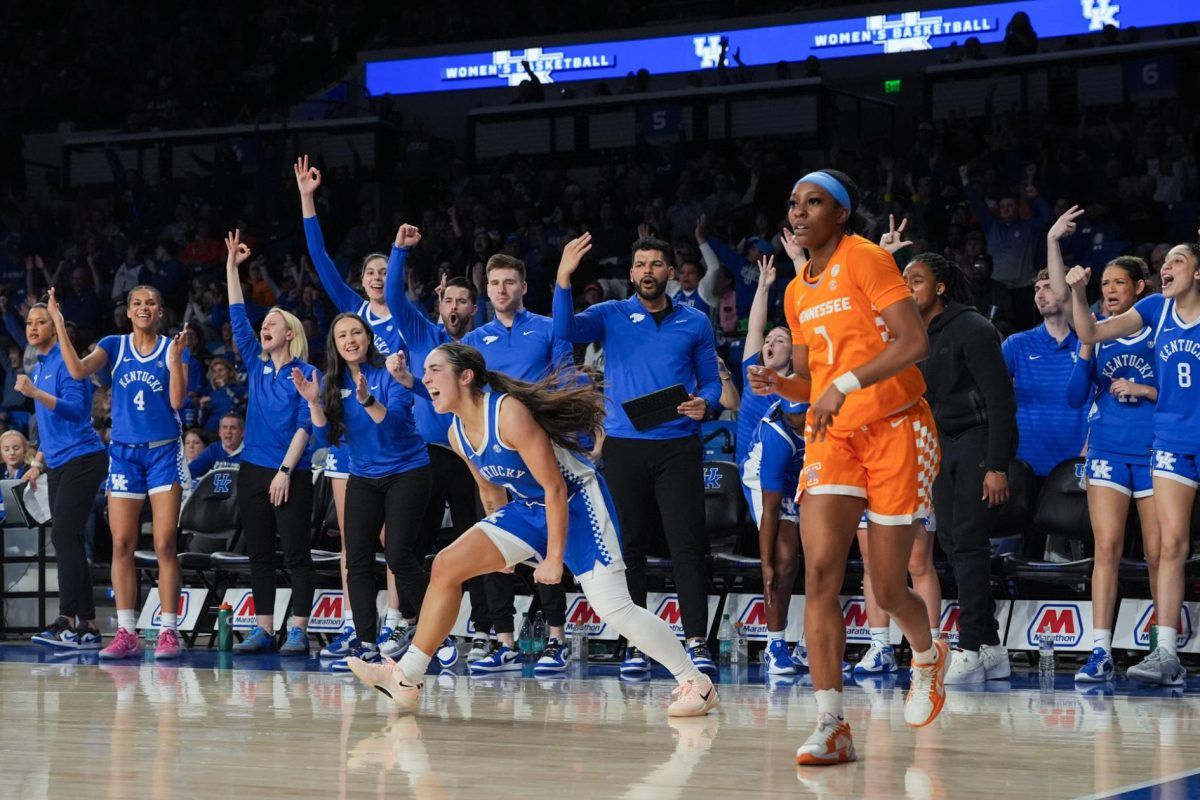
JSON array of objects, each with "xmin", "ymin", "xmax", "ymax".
[
  {"xmin": 667, "ymin": 675, "xmax": 719, "ymax": 717},
  {"xmin": 349, "ymin": 655, "xmax": 423, "ymax": 711},
  {"xmin": 905, "ymin": 637, "xmax": 949, "ymax": 727},
  {"xmin": 795, "ymin": 712, "xmax": 857, "ymax": 765}
]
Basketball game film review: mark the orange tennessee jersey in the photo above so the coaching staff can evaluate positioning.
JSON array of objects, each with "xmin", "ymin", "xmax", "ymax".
[{"xmin": 783, "ymin": 234, "xmax": 926, "ymax": 431}]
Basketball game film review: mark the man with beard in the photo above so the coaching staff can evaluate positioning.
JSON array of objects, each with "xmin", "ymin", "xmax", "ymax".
[{"xmin": 554, "ymin": 233, "xmax": 722, "ymax": 677}]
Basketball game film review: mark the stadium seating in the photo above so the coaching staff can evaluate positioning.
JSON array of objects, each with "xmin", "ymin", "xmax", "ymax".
[{"xmin": 1002, "ymin": 458, "xmax": 1093, "ymax": 592}]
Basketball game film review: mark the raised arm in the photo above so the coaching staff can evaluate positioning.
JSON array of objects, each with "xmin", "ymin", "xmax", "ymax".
[
  {"xmin": 295, "ymin": 155, "xmax": 362, "ymax": 313},
  {"xmin": 554, "ymin": 233, "xmax": 606, "ymax": 343},
  {"xmin": 168, "ymin": 326, "xmax": 189, "ymax": 411},
  {"xmin": 744, "ymin": 255, "xmax": 777, "ymax": 360},
  {"xmin": 1066, "ymin": 265, "xmax": 1145, "ymax": 344},
  {"xmin": 46, "ymin": 289, "xmax": 108, "ymax": 379},
  {"xmin": 224, "ymin": 229, "xmax": 250, "ymax": 306},
  {"xmin": 383, "ymin": 224, "xmax": 439, "ymax": 338},
  {"xmin": 1046, "ymin": 205, "xmax": 1084, "ymax": 304}
]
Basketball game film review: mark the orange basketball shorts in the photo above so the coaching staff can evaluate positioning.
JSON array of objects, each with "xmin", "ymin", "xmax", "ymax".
[{"xmin": 797, "ymin": 398, "xmax": 940, "ymax": 526}]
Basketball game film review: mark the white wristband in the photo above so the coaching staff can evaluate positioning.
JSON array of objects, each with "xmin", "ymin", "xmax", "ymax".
[{"xmin": 833, "ymin": 372, "xmax": 862, "ymax": 395}]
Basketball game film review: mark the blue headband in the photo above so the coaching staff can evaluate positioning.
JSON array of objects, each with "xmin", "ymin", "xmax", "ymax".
[{"xmin": 794, "ymin": 171, "xmax": 852, "ymax": 212}]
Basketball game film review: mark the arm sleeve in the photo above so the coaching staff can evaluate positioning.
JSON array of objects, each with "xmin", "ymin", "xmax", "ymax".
[
  {"xmin": 962, "ymin": 324, "xmax": 1018, "ymax": 471},
  {"xmin": 229, "ymin": 303, "xmax": 262, "ymax": 362},
  {"xmin": 188, "ymin": 446, "xmax": 216, "ymax": 479},
  {"xmin": 552, "ymin": 285, "xmax": 606, "ymax": 343},
  {"xmin": 303, "ymin": 215, "xmax": 364, "ymax": 314},
  {"xmin": 384, "ymin": 245, "xmax": 440, "ymax": 345},
  {"xmin": 692, "ymin": 321, "xmax": 723, "ymax": 409},
  {"xmin": 294, "ymin": 366, "xmax": 317, "ymax": 435},
  {"xmin": 1001, "ymin": 335, "xmax": 1017, "ymax": 377},
  {"xmin": 50, "ymin": 369, "xmax": 89, "ymax": 423},
  {"xmin": 2, "ymin": 309, "xmax": 26, "ymax": 348},
  {"xmin": 1066, "ymin": 347, "xmax": 1096, "ymax": 409},
  {"xmin": 409, "ymin": 378, "xmax": 431, "ymax": 402},
  {"xmin": 757, "ymin": 434, "xmax": 788, "ymax": 494},
  {"xmin": 697, "ymin": 242, "xmax": 722, "ymax": 307}
]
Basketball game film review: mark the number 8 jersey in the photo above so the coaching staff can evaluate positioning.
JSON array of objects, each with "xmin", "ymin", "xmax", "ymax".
[
  {"xmin": 1136, "ymin": 293, "xmax": 1200, "ymax": 453},
  {"xmin": 98, "ymin": 334, "xmax": 181, "ymax": 444}
]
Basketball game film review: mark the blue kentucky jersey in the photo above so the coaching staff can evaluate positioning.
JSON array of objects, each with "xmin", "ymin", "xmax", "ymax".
[
  {"xmin": 1138, "ymin": 293, "xmax": 1200, "ymax": 453},
  {"xmin": 741, "ymin": 401, "xmax": 805, "ymax": 497},
  {"xmin": 356, "ymin": 299, "xmax": 408, "ymax": 357},
  {"xmin": 99, "ymin": 334, "xmax": 180, "ymax": 444},
  {"xmin": 452, "ymin": 391, "xmax": 595, "ymax": 501},
  {"xmin": 1067, "ymin": 328, "xmax": 1155, "ymax": 458},
  {"xmin": 671, "ymin": 289, "xmax": 711, "ymax": 319},
  {"xmin": 736, "ymin": 354, "xmax": 777, "ymax": 465}
]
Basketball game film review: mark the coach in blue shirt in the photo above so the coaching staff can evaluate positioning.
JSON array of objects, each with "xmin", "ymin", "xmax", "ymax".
[
  {"xmin": 1002, "ymin": 269, "xmax": 1087, "ymax": 477},
  {"xmin": 554, "ymin": 232, "xmax": 722, "ymax": 676}
]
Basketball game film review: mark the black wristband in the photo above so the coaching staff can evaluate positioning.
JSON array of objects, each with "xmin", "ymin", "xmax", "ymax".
[
  {"xmin": 361, "ymin": 395, "xmax": 377, "ymax": 408},
  {"xmin": 278, "ymin": 465, "xmax": 292, "ymax": 476}
]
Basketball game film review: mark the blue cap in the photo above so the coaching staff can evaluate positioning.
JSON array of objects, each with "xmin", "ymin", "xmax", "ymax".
[{"xmin": 746, "ymin": 236, "xmax": 774, "ymax": 256}]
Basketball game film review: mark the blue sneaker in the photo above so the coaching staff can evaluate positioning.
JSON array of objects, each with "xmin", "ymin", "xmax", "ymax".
[
  {"xmin": 380, "ymin": 624, "xmax": 415, "ymax": 659},
  {"xmin": 853, "ymin": 642, "xmax": 896, "ymax": 674},
  {"xmin": 791, "ymin": 644, "xmax": 849, "ymax": 672},
  {"xmin": 375, "ymin": 625, "xmax": 394, "ymax": 649},
  {"xmin": 763, "ymin": 639, "xmax": 797, "ymax": 675},
  {"xmin": 1075, "ymin": 647, "xmax": 1115, "ymax": 683},
  {"xmin": 32, "ymin": 617, "xmax": 98, "ymax": 650},
  {"xmin": 233, "ymin": 626, "xmax": 276, "ymax": 654},
  {"xmin": 320, "ymin": 626, "xmax": 356, "ymax": 658},
  {"xmin": 436, "ymin": 637, "xmax": 459, "ymax": 669},
  {"xmin": 688, "ymin": 641, "xmax": 717, "ymax": 676},
  {"xmin": 534, "ymin": 638, "xmax": 569, "ymax": 674},
  {"xmin": 621, "ymin": 646, "xmax": 650, "ymax": 676},
  {"xmin": 469, "ymin": 643, "xmax": 522, "ymax": 673},
  {"xmin": 330, "ymin": 641, "xmax": 379, "ymax": 673},
  {"xmin": 279, "ymin": 626, "xmax": 311, "ymax": 656}
]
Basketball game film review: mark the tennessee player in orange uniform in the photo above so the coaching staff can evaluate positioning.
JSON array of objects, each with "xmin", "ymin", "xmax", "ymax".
[{"xmin": 748, "ymin": 170, "xmax": 947, "ymax": 766}]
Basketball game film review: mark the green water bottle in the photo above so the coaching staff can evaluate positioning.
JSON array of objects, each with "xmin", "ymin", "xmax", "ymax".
[
  {"xmin": 217, "ymin": 603, "xmax": 234, "ymax": 652},
  {"xmin": 1148, "ymin": 611, "xmax": 1158, "ymax": 651}
]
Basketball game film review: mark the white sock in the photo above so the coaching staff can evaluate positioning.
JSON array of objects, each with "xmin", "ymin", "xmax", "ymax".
[
  {"xmin": 1093, "ymin": 628, "xmax": 1112, "ymax": 653},
  {"xmin": 383, "ymin": 608, "xmax": 403, "ymax": 629},
  {"xmin": 931, "ymin": 628, "xmax": 941, "ymax": 643},
  {"xmin": 913, "ymin": 644, "xmax": 937, "ymax": 665},
  {"xmin": 117, "ymin": 610, "xmax": 137, "ymax": 632},
  {"xmin": 160, "ymin": 612, "xmax": 178, "ymax": 632},
  {"xmin": 870, "ymin": 627, "xmax": 889, "ymax": 646},
  {"xmin": 1158, "ymin": 626, "xmax": 1179, "ymax": 656},
  {"xmin": 814, "ymin": 688, "xmax": 844, "ymax": 719},
  {"xmin": 580, "ymin": 570, "xmax": 703, "ymax": 685},
  {"xmin": 398, "ymin": 644, "xmax": 432, "ymax": 680},
  {"xmin": 768, "ymin": 629, "xmax": 786, "ymax": 643},
  {"xmin": 343, "ymin": 612, "xmax": 354, "ymax": 632}
]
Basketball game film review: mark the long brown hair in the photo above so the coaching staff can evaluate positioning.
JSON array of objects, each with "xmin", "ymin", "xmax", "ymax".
[
  {"xmin": 433, "ymin": 342, "xmax": 604, "ymax": 453},
  {"xmin": 320, "ymin": 313, "xmax": 384, "ymax": 446}
]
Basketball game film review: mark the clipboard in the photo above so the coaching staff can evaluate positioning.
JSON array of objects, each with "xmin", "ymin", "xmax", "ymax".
[{"xmin": 620, "ymin": 384, "xmax": 691, "ymax": 432}]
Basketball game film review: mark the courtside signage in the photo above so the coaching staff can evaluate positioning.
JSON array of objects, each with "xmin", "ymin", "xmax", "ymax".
[
  {"xmin": 307, "ymin": 590, "xmax": 347, "ymax": 632},
  {"xmin": 1005, "ymin": 600, "xmax": 1093, "ymax": 651},
  {"xmin": 1113, "ymin": 599, "xmax": 1198, "ymax": 652},
  {"xmin": 365, "ymin": 1, "xmax": 1200, "ymax": 95},
  {"xmin": 564, "ymin": 593, "xmax": 619, "ymax": 640},
  {"xmin": 649, "ymin": 593, "xmax": 720, "ymax": 640},
  {"xmin": 212, "ymin": 588, "xmax": 292, "ymax": 631},
  {"xmin": 937, "ymin": 599, "xmax": 1012, "ymax": 648},
  {"xmin": 136, "ymin": 587, "xmax": 208, "ymax": 632},
  {"xmin": 725, "ymin": 593, "xmax": 805, "ymax": 641}
]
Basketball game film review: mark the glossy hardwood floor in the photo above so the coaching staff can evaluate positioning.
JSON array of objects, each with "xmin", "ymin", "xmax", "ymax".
[{"xmin": 0, "ymin": 645, "xmax": 1197, "ymax": 799}]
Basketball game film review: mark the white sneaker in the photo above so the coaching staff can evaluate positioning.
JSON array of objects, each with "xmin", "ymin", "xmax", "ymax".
[
  {"xmin": 795, "ymin": 712, "xmax": 856, "ymax": 765},
  {"xmin": 943, "ymin": 648, "xmax": 985, "ymax": 685},
  {"xmin": 904, "ymin": 639, "xmax": 949, "ymax": 727},
  {"xmin": 853, "ymin": 641, "xmax": 896, "ymax": 674},
  {"xmin": 979, "ymin": 644, "xmax": 1011, "ymax": 680},
  {"xmin": 466, "ymin": 637, "xmax": 491, "ymax": 663}
]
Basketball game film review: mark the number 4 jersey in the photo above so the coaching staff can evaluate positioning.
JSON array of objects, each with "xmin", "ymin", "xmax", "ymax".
[
  {"xmin": 1136, "ymin": 293, "xmax": 1200, "ymax": 454},
  {"xmin": 98, "ymin": 334, "xmax": 181, "ymax": 445}
]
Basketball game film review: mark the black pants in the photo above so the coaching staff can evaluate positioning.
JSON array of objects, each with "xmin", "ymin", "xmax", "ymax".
[
  {"xmin": 344, "ymin": 466, "xmax": 432, "ymax": 640},
  {"xmin": 414, "ymin": 445, "xmax": 480, "ymax": 622},
  {"xmin": 470, "ymin": 573, "xmax": 568, "ymax": 634},
  {"xmin": 237, "ymin": 462, "xmax": 316, "ymax": 625},
  {"xmin": 48, "ymin": 450, "xmax": 108, "ymax": 621},
  {"xmin": 603, "ymin": 435, "xmax": 709, "ymax": 640},
  {"xmin": 933, "ymin": 426, "xmax": 1001, "ymax": 651}
]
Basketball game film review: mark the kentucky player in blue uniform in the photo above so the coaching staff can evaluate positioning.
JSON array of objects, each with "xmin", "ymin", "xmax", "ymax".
[
  {"xmin": 295, "ymin": 155, "xmax": 407, "ymax": 654},
  {"xmin": 346, "ymin": 343, "xmax": 718, "ymax": 718},
  {"xmin": 49, "ymin": 285, "xmax": 188, "ymax": 661},
  {"xmin": 741, "ymin": 398, "xmax": 806, "ymax": 674},
  {"xmin": 1053, "ymin": 238, "xmax": 1162, "ymax": 682},
  {"xmin": 1067, "ymin": 241, "xmax": 1200, "ymax": 687}
]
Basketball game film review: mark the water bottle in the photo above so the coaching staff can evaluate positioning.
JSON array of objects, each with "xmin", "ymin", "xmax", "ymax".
[
  {"xmin": 517, "ymin": 613, "xmax": 533, "ymax": 656},
  {"xmin": 734, "ymin": 622, "xmax": 749, "ymax": 665},
  {"xmin": 717, "ymin": 614, "xmax": 734, "ymax": 665},
  {"xmin": 532, "ymin": 611, "xmax": 547, "ymax": 656},
  {"xmin": 1038, "ymin": 625, "xmax": 1055, "ymax": 677},
  {"xmin": 571, "ymin": 627, "xmax": 588, "ymax": 663},
  {"xmin": 216, "ymin": 603, "xmax": 234, "ymax": 652},
  {"xmin": 1148, "ymin": 612, "xmax": 1158, "ymax": 651}
]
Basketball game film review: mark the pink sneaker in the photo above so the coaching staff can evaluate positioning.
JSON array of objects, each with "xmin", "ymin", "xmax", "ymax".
[
  {"xmin": 154, "ymin": 628, "xmax": 184, "ymax": 660},
  {"xmin": 349, "ymin": 655, "xmax": 423, "ymax": 711},
  {"xmin": 667, "ymin": 675, "xmax": 720, "ymax": 717},
  {"xmin": 99, "ymin": 627, "xmax": 144, "ymax": 660}
]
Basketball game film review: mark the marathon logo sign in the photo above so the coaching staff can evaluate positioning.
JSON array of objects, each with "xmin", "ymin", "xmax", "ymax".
[
  {"xmin": 1114, "ymin": 599, "xmax": 1200, "ymax": 653},
  {"xmin": 1005, "ymin": 601, "xmax": 1093, "ymax": 652},
  {"xmin": 136, "ymin": 587, "xmax": 208, "ymax": 632},
  {"xmin": 307, "ymin": 590, "xmax": 347, "ymax": 632},
  {"xmin": 725, "ymin": 593, "xmax": 806, "ymax": 641},
  {"xmin": 564, "ymin": 594, "xmax": 617, "ymax": 640},
  {"xmin": 648, "ymin": 593, "xmax": 720, "ymax": 640},
  {"xmin": 937, "ymin": 599, "xmax": 1012, "ymax": 648},
  {"xmin": 213, "ymin": 588, "xmax": 292, "ymax": 632}
]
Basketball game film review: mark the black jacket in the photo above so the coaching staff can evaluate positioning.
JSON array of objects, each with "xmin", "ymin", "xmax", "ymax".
[{"xmin": 921, "ymin": 302, "xmax": 1017, "ymax": 472}]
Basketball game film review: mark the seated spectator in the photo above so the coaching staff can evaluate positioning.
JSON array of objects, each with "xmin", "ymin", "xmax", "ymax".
[
  {"xmin": 183, "ymin": 428, "xmax": 207, "ymax": 463},
  {"xmin": 187, "ymin": 413, "xmax": 245, "ymax": 478},
  {"xmin": 1001, "ymin": 269, "xmax": 1087, "ymax": 479},
  {"xmin": 200, "ymin": 356, "xmax": 247, "ymax": 431},
  {"xmin": 965, "ymin": 255, "xmax": 1015, "ymax": 336},
  {"xmin": 1, "ymin": 429, "xmax": 30, "ymax": 480}
]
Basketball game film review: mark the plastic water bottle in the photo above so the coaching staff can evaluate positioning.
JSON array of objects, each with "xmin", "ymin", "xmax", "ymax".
[
  {"xmin": 1038, "ymin": 625, "xmax": 1055, "ymax": 677},
  {"xmin": 532, "ymin": 611, "xmax": 547, "ymax": 656},
  {"xmin": 571, "ymin": 627, "xmax": 588, "ymax": 663},
  {"xmin": 1149, "ymin": 612, "xmax": 1159, "ymax": 651},
  {"xmin": 734, "ymin": 622, "xmax": 749, "ymax": 665},
  {"xmin": 216, "ymin": 603, "xmax": 233, "ymax": 652},
  {"xmin": 517, "ymin": 613, "xmax": 533, "ymax": 656},
  {"xmin": 717, "ymin": 614, "xmax": 734, "ymax": 665}
]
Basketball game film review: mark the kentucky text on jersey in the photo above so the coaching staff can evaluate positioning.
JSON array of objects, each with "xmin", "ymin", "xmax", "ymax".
[
  {"xmin": 117, "ymin": 370, "xmax": 164, "ymax": 392},
  {"xmin": 1100, "ymin": 352, "xmax": 1154, "ymax": 381}
]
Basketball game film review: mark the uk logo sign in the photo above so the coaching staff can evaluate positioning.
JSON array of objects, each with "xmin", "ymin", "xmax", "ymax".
[
  {"xmin": 565, "ymin": 596, "xmax": 607, "ymax": 637},
  {"xmin": 702, "ymin": 467, "xmax": 722, "ymax": 490},
  {"xmin": 213, "ymin": 472, "xmax": 233, "ymax": 494},
  {"xmin": 1026, "ymin": 603, "xmax": 1084, "ymax": 648},
  {"xmin": 1082, "ymin": 0, "xmax": 1120, "ymax": 30},
  {"xmin": 1133, "ymin": 604, "xmax": 1193, "ymax": 648}
]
